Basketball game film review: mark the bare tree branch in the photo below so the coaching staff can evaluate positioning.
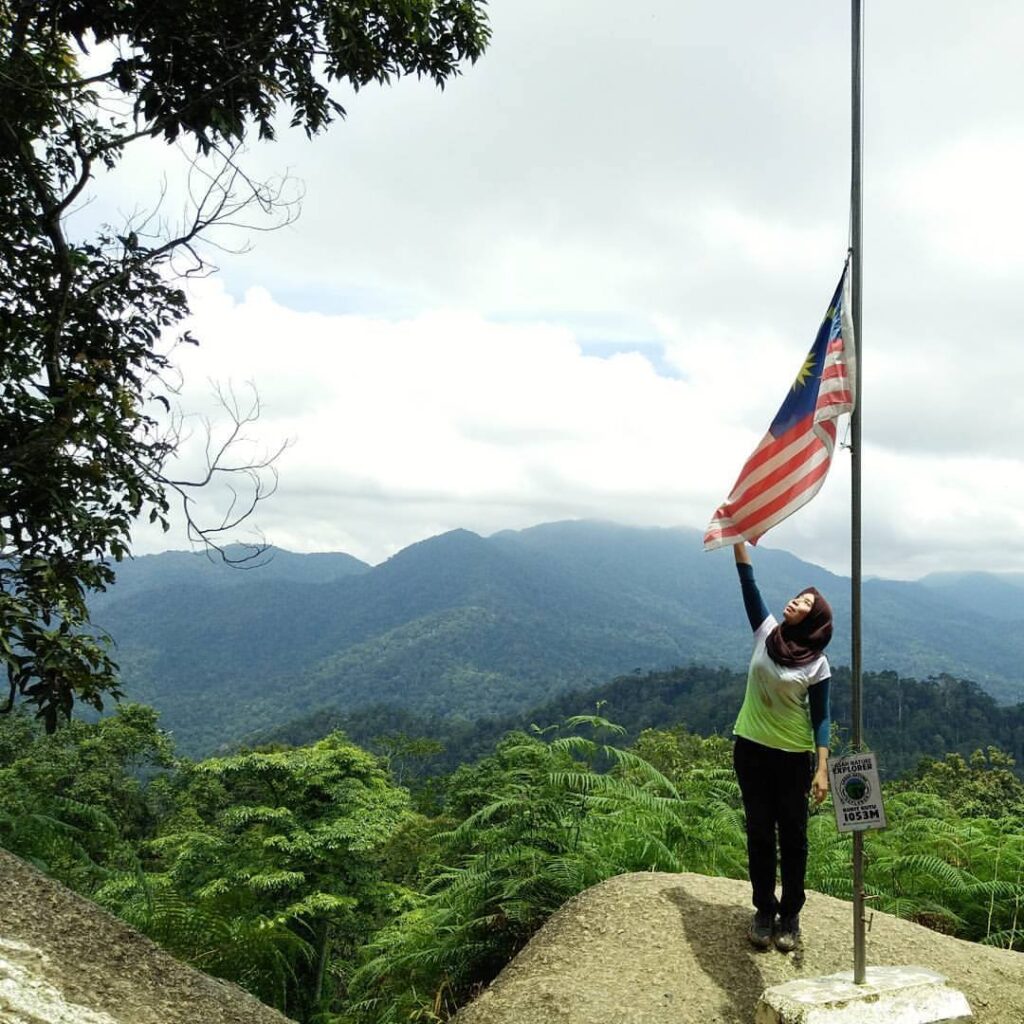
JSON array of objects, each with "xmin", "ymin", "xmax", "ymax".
[{"xmin": 156, "ymin": 382, "xmax": 292, "ymax": 566}]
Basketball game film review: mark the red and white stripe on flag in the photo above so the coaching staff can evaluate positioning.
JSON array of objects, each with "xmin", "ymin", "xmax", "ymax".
[{"xmin": 703, "ymin": 267, "xmax": 855, "ymax": 550}]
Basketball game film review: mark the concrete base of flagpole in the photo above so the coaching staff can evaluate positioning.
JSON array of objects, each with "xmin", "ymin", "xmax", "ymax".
[{"xmin": 754, "ymin": 965, "xmax": 972, "ymax": 1024}]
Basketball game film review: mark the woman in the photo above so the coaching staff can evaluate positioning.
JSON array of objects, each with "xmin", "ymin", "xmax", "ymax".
[{"xmin": 731, "ymin": 541, "xmax": 832, "ymax": 953}]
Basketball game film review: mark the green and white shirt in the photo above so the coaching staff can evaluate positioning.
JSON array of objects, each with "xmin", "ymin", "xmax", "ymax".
[{"xmin": 733, "ymin": 614, "xmax": 831, "ymax": 753}]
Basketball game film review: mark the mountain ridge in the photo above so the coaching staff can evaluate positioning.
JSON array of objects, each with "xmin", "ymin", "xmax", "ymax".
[{"xmin": 92, "ymin": 521, "xmax": 1024, "ymax": 754}]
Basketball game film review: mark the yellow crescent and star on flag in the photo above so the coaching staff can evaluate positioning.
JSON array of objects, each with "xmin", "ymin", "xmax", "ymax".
[{"xmin": 702, "ymin": 267, "xmax": 854, "ymax": 550}]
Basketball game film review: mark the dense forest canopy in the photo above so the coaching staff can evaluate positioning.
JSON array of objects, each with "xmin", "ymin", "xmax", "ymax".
[
  {"xmin": 248, "ymin": 665, "xmax": 1024, "ymax": 783},
  {"xmin": 1, "ymin": 694, "xmax": 1021, "ymax": 1022}
]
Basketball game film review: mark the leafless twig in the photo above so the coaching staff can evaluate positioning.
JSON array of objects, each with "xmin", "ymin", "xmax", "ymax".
[{"xmin": 157, "ymin": 382, "xmax": 293, "ymax": 566}]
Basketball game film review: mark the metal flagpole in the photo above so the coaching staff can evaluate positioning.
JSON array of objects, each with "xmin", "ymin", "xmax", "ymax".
[{"xmin": 850, "ymin": 0, "xmax": 866, "ymax": 987}]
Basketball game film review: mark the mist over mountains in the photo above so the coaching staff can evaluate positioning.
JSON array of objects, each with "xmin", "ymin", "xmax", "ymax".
[{"xmin": 91, "ymin": 521, "xmax": 1024, "ymax": 754}]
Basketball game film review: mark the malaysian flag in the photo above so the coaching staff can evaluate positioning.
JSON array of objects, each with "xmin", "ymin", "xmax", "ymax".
[{"xmin": 703, "ymin": 265, "xmax": 856, "ymax": 550}]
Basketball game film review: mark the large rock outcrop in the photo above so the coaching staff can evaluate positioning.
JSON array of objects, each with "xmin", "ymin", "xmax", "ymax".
[
  {"xmin": 0, "ymin": 848, "xmax": 294, "ymax": 1024},
  {"xmin": 455, "ymin": 872, "xmax": 1024, "ymax": 1024}
]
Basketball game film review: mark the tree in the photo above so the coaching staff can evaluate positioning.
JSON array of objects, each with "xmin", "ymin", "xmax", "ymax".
[
  {"xmin": 0, "ymin": 702, "xmax": 173, "ymax": 885},
  {"xmin": 0, "ymin": 0, "xmax": 491, "ymax": 728},
  {"xmin": 97, "ymin": 733, "xmax": 411, "ymax": 1020},
  {"xmin": 370, "ymin": 730, "xmax": 445, "ymax": 787},
  {"xmin": 348, "ymin": 718, "xmax": 743, "ymax": 1023},
  {"xmin": 892, "ymin": 747, "xmax": 1024, "ymax": 820}
]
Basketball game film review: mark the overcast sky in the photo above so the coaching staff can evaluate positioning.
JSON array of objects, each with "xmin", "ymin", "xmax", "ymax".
[{"xmin": 82, "ymin": 1, "xmax": 1024, "ymax": 580}]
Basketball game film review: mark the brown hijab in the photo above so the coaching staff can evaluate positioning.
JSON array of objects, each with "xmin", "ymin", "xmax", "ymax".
[{"xmin": 765, "ymin": 586, "xmax": 833, "ymax": 668}]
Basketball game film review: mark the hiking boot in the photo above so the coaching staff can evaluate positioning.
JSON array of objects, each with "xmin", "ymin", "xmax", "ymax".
[
  {"xmin": 747, "ymin": 910, "xmax": 774, "ymax": 950},
  {"xmin": 774, "ymin": 913, "xmax": 800, "ymax": 952}
]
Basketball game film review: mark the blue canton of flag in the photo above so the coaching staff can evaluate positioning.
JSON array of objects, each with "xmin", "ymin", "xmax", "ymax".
[{"xmin": 704, "ymin": 265, "xmax": 856, "ymax": 550}]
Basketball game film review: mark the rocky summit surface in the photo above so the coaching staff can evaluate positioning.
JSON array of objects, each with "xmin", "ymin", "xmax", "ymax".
[
  {"xmin": 0, "ymin": 847, "xmax": 294, "ymax": 1024},
  {"xmin": 455, "ymin": 871, "xmax": 1024, "ymax": 1024},
  {"xmin": 2, "ymin": 850, "xmax": 1021, "ymax": 1024}
]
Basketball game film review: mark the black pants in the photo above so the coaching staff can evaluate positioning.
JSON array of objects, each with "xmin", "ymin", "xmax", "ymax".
[{"xmin": 733, "ymin": 735, "xmax": 813, "ymax": 918}]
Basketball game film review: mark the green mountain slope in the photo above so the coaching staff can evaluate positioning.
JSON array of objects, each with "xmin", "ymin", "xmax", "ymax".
[
  {"xmin": 249, "ymin": 666, "xmax": 1024, "ymax": 783},
  {"xmin": 91, "ymin": 522, "xmax": 1024, "ymax": 754},
  {"xmin": 917, "ymin": 570, "xmax": 1024, "ymax": 621}
]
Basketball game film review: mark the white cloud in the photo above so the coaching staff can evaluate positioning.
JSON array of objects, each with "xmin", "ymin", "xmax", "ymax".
[
  {"xmin": 144, "ymin": 283, "xmax": 732, "ymax": 565},
  {"xmin": 695, "ymin": 207, "xmax": 836, "ymax": 277},
  {"xmin": 891, "ymin": 132, "xmax": 1024, "ymax": 274},
  {"xmin": 129, "ymin": 276, "xmax": 1024, "ymax": 582},
  {"xmin": 58, "ymin": 0, "xmax": 1023, "ymax": 581}
]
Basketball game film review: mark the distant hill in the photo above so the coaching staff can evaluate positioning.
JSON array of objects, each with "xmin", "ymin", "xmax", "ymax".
[
  {"xmin": 90, "ymin": 544, "xmax": 370, "ymax": 605},
  {"xmin": 246, "ymin": 666, "xmax": 1024, "ymax": 782},
  {"xmin": 918, "ymin": 570, "xmax": 1024, "ymax": 621},
  {"xmin": 90, "ymin": 521, "xmax": 1024, "ymax": 755}
]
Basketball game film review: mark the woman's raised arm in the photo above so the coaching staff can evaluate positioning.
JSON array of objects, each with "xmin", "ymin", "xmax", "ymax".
[{"xmin": 733, "ymin": 542, "xmax": 768, "ymax": 631}]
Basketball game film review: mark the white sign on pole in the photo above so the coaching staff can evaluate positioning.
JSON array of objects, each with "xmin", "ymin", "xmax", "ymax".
[{"xmin": 828, "ymin": 751, "xmax": 887, "ymax": 832}]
